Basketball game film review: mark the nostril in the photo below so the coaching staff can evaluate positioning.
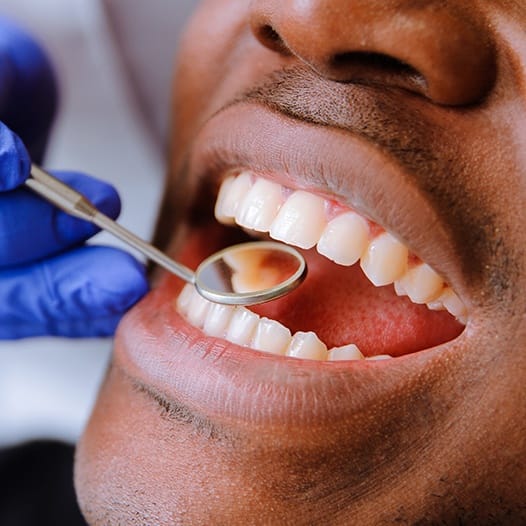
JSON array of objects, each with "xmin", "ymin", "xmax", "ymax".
[
  {"xmin": 329, "ymin": 51, "xmax": 428, "ymax": 94},
  {"xmin": 260, "ymin": 24, "xmax": 280, "ymax": 43},
  {"xmin": 332, "ymin": 52, "xmax": 417, "ymax": 78},
  {"xmin": 255, "ymin": 24, "xmax": 291, "ymax": 55}
]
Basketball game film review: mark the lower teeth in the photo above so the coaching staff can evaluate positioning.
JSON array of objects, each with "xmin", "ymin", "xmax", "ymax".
[{"xmin": 176, "ymin": 285, "xmax": 385, "ymax": 362}]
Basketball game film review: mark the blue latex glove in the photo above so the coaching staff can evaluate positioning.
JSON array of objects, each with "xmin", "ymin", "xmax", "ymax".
[{"xmin": 0, "ymin": 17, "xmax": 149, "ymax": 338}]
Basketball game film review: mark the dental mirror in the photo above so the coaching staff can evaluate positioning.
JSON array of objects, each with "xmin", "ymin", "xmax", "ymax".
[
  {"xmin": 195, "ymin": 241, "xmax": 306, "ymax": 305},
  {"xmin": 26, "ymin": 165, "xmax": 307, "ymax": 306}
]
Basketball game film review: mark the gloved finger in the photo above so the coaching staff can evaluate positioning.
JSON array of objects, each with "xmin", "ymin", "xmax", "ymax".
[
  {"xmin": 0, "ymin": 170, "xmax": 121, "ymax": 267},
  {"xmin": 0, "ymin": 245, "xmax": 148, "ymax": 339},
  {"xmin": 0, "ymin": 120, "xmax": 30, "ymax": 191},
  {"xmin": 0, "ymin": 16, "xmax": 57, "ymax": 162}
]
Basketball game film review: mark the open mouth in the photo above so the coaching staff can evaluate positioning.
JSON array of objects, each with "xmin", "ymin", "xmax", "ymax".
[
  {"xmin": 112, "ymin": 101, "xmax": 471, "ymax": 428},
  {"xmin": 173, "ymin": 106, "xmax": 466, "ymax": 363}
]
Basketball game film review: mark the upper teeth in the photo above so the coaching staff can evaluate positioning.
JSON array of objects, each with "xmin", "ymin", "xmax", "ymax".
[
  {"xmin": 215, "ymin": 171, "xmax": 465, "ymax": 316},
  {"xmin": 175, "ymin": 171, "xmax": 467, "ymax": 362}
]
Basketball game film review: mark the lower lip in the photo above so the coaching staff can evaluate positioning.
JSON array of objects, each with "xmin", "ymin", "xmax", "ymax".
[{"xmin": 113, "ymin": 274, "xmax": 464, "ymax": 426}]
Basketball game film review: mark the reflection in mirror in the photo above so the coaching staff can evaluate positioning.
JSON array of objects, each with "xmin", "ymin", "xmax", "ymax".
[{"xmin": 195, "ymin": 242, "xmax": 306, "ymax": 305}]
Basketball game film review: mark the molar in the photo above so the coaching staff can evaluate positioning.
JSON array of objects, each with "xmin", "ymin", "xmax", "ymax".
[{"xmin": 428, "ymin": 287, "xmax": 467, "ymax": 323}]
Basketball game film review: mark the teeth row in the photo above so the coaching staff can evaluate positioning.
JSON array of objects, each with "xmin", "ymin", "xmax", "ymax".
[
  {"xmin": 176, "ymin": 284, "xmax": 387, "ymax": 362},
  {"xmin": 215, "ymin": 172, "xmax": 467, "ymax": 322}
]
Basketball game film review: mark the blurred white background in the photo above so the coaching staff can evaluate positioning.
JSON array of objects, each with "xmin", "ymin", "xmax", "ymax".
[{"xmin": 0, "ymin": 0, "xmax": 196, "ymax": 446}]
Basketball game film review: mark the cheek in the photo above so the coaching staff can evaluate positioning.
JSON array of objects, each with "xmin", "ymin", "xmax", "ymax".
[
  {"xmin": 174, "ymin": 0, "xmax": 250, "ymax": 126},
  {"xmin": 172, "ymin": 0, "xmax": 276, "ymax": 158}
]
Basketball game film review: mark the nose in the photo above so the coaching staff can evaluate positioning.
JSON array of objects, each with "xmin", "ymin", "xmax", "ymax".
[{"xmin": 249, "ymin": 0, "xmax": 496, "ymax": 106}]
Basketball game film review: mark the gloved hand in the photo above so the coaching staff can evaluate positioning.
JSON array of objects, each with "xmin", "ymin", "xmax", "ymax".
[{"xmin": 0, "ymin": 17, "xmax": 149, "ymax": 338}]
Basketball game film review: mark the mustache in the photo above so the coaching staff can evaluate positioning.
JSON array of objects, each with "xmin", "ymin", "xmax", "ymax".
[{"xmin": 233, "ymin": 65, "xmax": 437, "ymax": 170}]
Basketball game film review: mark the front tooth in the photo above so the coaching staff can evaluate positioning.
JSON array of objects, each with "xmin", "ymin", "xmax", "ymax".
[
  {"xmin": 236, "ymin": 178, "xmax": 284, "ymax": 231},
  {"xmin": 270, "ymin": 190, "xmax": 327, "ymax": 249},
  {"xmin": 226, "ymin": 308, "xmax": 260, "ymax": 345},
  {"xmin": 214, "ymin": 175, "xmax": 235, "ymax": 224},
  {"xmin": 317, "ymin": 212, "xmax": 370, "ymax": 265},
  {"xmin": 186, "ymin": 291, "xmax": 211, "ymax": 328},
  {"xmin": 176, "ymin": 284, "xmax": 194, "ymax": 314},
  {"xmin": 214, "ymin": 172, "xmax": 253, "ymax": 223},
  {"xmin": 360, "ymin": 232, "xmax": 408, "ymax": 286},
  {"xmin": 286, "ymin": 331, "xmax": 328, "ymax": 360},
  {"xmin": 203, "ymin": 302, "xmax": 234, "ymax": 337},
  {"xmin": 394, "ymin": 263, "xmax": 444, "ymax": 304},
  {"xmin": 251, "ymin": 317, "xmax": 291, "ymax": 355},
  {"xmin": 327, "ymin": 344, "xmax": 364, "ymax": 361}
]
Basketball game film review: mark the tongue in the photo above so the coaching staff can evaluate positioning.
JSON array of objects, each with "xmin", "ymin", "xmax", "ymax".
[{"xmin": 251, "ymin": 248, "xmax": 463, "ymax": 357}]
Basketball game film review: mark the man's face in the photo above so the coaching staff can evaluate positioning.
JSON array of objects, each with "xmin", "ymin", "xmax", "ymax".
[{"xmin": 75, "ymin": 1, "xmax": 526, "ymax": 524}]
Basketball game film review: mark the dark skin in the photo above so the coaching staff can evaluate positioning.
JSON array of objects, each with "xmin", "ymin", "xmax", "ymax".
[{"xmin": 75, "ymin": 1, "xmax": 526, "ymax": 524}]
